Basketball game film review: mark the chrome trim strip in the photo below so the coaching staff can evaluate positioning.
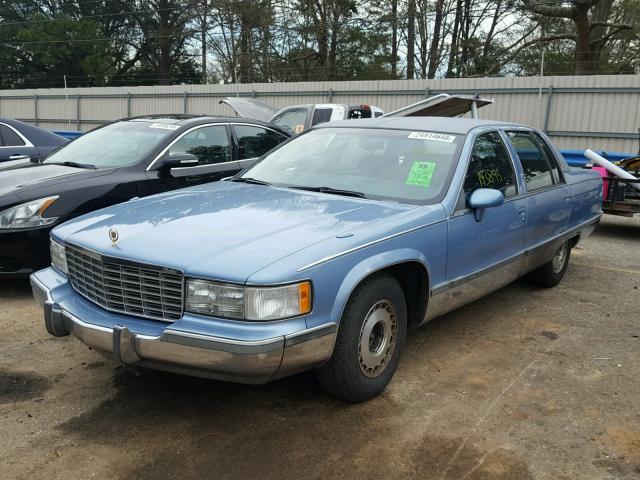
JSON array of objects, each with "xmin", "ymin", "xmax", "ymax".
[
  {"xmin": 296, "ymin": 219, "xmax": 446, "ymax": 272},
  {"xmin": 284, "ymin": 322, "xmax": 337, "ymax": 347},
  {"xmin": 162, "ymin": 330, "xmax": 284, "ymax": 354},
  {"xmin": 170, "ymin": 159, "xmax": 238, "ymax": 171},
  {"xmin": 65, "ymin": 310, "xmax": 113, "ymax": 334},
  {"xmin": 66, "ymin": 242, "xmax": 183, "ymax": 274},
  {"xmin": 162, "ymin": 328, "xmax": 283, "ymax": 347}
]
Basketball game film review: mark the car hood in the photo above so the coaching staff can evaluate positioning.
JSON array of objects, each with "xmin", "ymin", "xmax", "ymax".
[
  {"xmin": 0, "ymin": 164, "xmax": 115, "ymax": 200},
  {"xmin": 54, "ymin": 182, "xmax": 417, "ymax": 283}
]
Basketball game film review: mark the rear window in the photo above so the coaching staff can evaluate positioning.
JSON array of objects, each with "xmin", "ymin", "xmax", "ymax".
[{"xmin": 271, "ymin": 107, "xmax": 309, "ymax": 134}]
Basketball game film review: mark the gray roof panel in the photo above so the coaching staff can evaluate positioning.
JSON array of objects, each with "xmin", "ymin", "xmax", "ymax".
[{"xmin": 312, "ymin": 116, "xmax": 525, "ymax": 134}]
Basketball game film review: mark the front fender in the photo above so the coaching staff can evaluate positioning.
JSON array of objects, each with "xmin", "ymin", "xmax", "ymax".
[{"xmin": 329, "ymin": 248, "xmax": 430, "ymax": 325}]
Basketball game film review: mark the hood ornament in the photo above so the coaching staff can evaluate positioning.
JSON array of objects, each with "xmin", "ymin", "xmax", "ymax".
[{"xmin": 108, "ymin": 227, "xmax": 119, "ymax": 245}]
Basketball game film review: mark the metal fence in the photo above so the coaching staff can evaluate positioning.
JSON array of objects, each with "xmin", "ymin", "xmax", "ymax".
[{"xmin": 1, "ymin": 74, "xmax": 639, "ymax": 153}]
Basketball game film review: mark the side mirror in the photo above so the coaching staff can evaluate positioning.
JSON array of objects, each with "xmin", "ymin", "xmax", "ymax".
[
  {"xmin": 468, "ymin": 188, "xmax": 504, "ymax": 222},
  {"xmin": 159, "ymin": 153, "xmax": 199, "ymax": 169}
]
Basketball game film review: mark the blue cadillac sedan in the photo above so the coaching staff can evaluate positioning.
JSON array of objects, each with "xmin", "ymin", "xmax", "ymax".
[{"xmin": 31, "ymin": 117, "xmax": 602, "ymax": 402}]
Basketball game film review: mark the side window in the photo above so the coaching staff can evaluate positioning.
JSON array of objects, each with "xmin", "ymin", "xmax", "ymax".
[
  {"xmin": 169, "ymin": 125, "xmax": 231, "ymax": 165},
  {"xmin": 233, "ymin": 125, "xmax": 287, "ymax": 160},
  {"xmin": 462, "ymin": 131, "xmax": 518, "ymax": 205},
  {"xmin": 507, "ymin": 131, "xmax": 556, "ymax": 192},
  {"xmin": 271, "ymin": 108, "xmax": 309, "ymax": 134},
  {"xmin": 0, "ymin": 125, "xmax": 25, "ymax": 146}
]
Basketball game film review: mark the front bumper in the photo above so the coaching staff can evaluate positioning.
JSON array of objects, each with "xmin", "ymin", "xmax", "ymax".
[
  {"xmin": 0, "ymin": 227, "xmax": 51, "ymax": 277},
  {"xmin": 31, "ymin": 270, "xmax": 337, "ymax": 384}
]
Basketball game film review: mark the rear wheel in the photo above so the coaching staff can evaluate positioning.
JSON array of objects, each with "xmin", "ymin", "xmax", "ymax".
[
  {"xmin": 529, "ymin": 240, "xmax": 571, "ymax": 288},
  {"xmin": 315, "ymin": 273, "xmax": 407, "ymax": 402}
]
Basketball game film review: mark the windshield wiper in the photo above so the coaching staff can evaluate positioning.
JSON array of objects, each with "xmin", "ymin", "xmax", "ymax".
[
  {"xmin": 288, "ymin": 186, "xmax": 367, "ymax": 199},
  {"xmin": 229, "ymin": 177, "xmax": 271, "ymax": 186},
  {"xmin": 45, "ymin": 161, "xmax": 96, "ymax": 169}
]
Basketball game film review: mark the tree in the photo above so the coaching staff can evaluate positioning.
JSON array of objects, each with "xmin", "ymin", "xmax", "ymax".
[{"xmin": 521, "ymin": 0, "xmax": 633, "ymax": 74}]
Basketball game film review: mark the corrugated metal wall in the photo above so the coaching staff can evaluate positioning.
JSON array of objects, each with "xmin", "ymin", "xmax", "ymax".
[{"xmin": 1, "ymin": 74, "xmax": 639, "ymax": 153}]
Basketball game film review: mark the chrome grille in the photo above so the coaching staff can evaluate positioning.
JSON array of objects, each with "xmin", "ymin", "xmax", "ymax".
[{"xmin": 66, "ymin": 244, "xmax": 184, "ymax": 322}]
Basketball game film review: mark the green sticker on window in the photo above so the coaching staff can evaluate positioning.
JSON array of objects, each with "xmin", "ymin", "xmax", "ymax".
[{"xmin": 405, "ymin": 161, "xmax": 436, "ymax": 188}]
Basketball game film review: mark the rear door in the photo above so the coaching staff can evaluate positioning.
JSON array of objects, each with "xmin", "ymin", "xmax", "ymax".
[
  {"xmin": 505, "ymin": 130, "xmax": 571, "ymax": 254},
  {"xmin": 231, "ymin": 124, "xmax": 289, "ymax": 169},
  {"xmin": 0, "ymin": 123, "xmax": 38, "ymax": 162}
]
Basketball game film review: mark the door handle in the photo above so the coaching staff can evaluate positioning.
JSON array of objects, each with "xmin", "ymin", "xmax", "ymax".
[{"xmin": 9, "ymin": 154, "xmax": 29, "ymax": 160}]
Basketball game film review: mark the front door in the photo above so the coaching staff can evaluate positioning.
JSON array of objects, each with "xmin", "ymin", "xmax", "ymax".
[
  {"xmin": 144, "ymin": 124, "xmax": 241, "ymax": 196},
  {"xmin": 446, "ymin": 130, "xmax": 526, "ymax": 283}
]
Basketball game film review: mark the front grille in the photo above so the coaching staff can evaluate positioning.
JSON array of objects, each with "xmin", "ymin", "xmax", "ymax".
[{"xmin": 66, "ymin": 244, "xmax": 184, "ymax": 322}]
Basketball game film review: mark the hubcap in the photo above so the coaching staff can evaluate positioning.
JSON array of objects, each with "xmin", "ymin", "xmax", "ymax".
[
  {"xmin": 358, "ymin": 300, "xmax": 397, "ymax": 378},
  {"xmin": 552, "ymin": 242, "xmax": 568, "ymax": 273}
]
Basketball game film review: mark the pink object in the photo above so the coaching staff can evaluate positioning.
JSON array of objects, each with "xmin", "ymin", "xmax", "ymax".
[{"xmin": 592, "ymin": 166, "xmax": 609, "ymax": 201}]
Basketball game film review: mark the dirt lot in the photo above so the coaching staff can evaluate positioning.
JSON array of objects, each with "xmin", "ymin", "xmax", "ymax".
[{"xmin": 1, "ymin": 215, "xmax": 639, "ymax": 480}]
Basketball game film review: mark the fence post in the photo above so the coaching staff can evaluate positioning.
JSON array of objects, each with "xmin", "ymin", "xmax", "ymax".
[
  {"xmin": 252, "ymin": 89, "xmax": 257, "ymax": 98},
  {"xmin": 543, "ymin": 85, "xmax": 554, "ymax": 133},
  {"xmin": 127, "ymin": 92, "xmax": 132, "ymax": 118},
  {"xmin": 328, "ymin": 88, "xmax": 334, "ymax": 102},
  {"xmin": 183, "ymin": 91, "xmax": 188, "ymax": 113},
  {"xmin": 425, "ymin": 88, "xmax": 430, "ymax": 98},
  {"xmin": 76, "ymin": 95, "xmax": 81, "ymax": 130},
  {"xmin": 33, "ymin": 94, "xmax": 38, "ymax": 126}
]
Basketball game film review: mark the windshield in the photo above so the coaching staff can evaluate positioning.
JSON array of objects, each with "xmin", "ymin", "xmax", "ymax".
[
  {"xmin": 43, "ymin": 121, "xmax": 177, "ymax": 168},
  {"xmin": 242, "ymin": 127, "xmax": 463, "ymax": 204}
]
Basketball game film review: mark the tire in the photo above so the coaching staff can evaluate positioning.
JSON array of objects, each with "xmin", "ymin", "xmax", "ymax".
[
  {"xmin": 315, "ymin": 273, "xmax": 407, "ymax": 402},
  {"xmin": 529, "ymin": 240, "xmax": 571, "ymax": 288}
]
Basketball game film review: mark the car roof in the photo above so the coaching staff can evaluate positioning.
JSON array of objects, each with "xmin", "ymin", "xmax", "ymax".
[
  {"xmin": 120, "ymin": 114, "xmax": 291, "ymax": 136},
  {"xmin": 312, "ymin": 116, "xmax": 526, "ymax": 134}
]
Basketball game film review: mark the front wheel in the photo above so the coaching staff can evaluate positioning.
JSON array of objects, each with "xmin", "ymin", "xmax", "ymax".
[
  {"xmin": 529, "ymin": 240, "xmax": 571, "ymax": 288},
  {"xmin": 315, "ymin": 273, "xmax": 407, "ymax": 402}
]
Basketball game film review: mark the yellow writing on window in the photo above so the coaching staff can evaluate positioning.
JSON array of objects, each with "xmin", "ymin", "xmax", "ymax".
[{"xmin": 477, "ymin": 168, "xmax": 503, "ymax": 187}]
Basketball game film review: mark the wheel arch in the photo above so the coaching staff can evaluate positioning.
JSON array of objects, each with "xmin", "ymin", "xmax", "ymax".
[{"xmin": 331, "ymin": 249, "xmax": 430, "ymax": 330}]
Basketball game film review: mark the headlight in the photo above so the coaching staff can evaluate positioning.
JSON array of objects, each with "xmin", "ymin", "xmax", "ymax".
[
  {"xmin": 50, "ymin": 238, "xmax": 67, "ymax": 274},
  {"xmin": 0, "ymin": 196, "xmax": 59, "ymax": 229},
  {"xmin": 185, "ymin": 279, "xmax": 311, "ymax": 321}
]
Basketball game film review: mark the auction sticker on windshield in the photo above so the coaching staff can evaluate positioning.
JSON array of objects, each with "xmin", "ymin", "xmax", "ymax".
[
  {"xmin": 408, "ymin": 131, "xmax": 455, "ymax": 143},
  {"xmin": 149, "ymin": 123, "xmax": 180, "ymax": 130},
  {"xmin": 405, "ymin": 161, "xmax": 436, "ymax": 188}
]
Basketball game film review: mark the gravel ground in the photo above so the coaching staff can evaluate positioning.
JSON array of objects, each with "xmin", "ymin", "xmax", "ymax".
[{"xmin": 1, "ymin": 215, "xmax": 639, "ymax": 480}]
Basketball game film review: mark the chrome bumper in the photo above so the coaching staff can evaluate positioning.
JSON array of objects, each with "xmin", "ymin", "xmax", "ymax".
[{"xmin": 31, "ymin": 276, "xmax": 336, "ymax": 384}]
